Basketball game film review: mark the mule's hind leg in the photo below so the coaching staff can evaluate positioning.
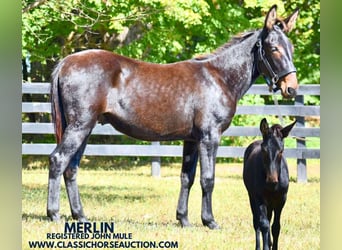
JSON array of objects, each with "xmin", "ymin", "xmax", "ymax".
[
  {"xmin": 47, "ymin": 126, "xmax": 93, "ymax": 221},
  {"xmin": 176, "ymin": 141, "xmax": 198, "ymax": 227},
  {"xmin": 63, "ymin": 135, "xmax": 91, "ymax": 221},
  {"xmin": 249, "ymin": 196, "xmax": 261, "ymax": 250}
]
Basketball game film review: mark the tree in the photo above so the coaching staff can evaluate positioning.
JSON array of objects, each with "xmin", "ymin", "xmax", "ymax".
[
  {"xmin": 22, "ymin": 0, "xmax": 319, "ymax": 84},
  {"xmin": 22, "ymin": 0, "xmax": 320, "ymax": 163}
]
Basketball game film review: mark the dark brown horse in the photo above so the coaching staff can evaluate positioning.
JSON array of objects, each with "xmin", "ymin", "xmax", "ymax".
[
  {"xmin": 243, "ymin": 118, "xmax": 296, "ymax": 249},
  {"xmin": 47, "ymin": 5, "xmax": 299, "ymax": 229}
]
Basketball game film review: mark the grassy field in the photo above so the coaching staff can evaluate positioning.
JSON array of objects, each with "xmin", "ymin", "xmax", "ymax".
[{"xmin": 22, "ymin": 160, "xmax": 320, "ymax": 249}]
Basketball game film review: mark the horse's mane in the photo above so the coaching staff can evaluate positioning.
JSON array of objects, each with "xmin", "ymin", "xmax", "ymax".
[
  {"xmin": 194, "ymin": 30, "xmax": 256, "ymax": 61},
  {"xmin": 271, "ymin": 124, "xmax": 283, "ymax": 138}
]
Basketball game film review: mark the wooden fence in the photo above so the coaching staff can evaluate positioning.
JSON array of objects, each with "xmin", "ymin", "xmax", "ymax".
[{"xmin": 22, "ymin": 83, "xmax": 320, "ymax": 182}]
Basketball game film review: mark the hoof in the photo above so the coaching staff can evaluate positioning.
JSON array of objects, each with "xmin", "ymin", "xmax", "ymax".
[
  {"xmin": 177, "ymin": 217, "xmax": 192, "ymax": 228},
  {"xmin": 72, "ymin": 212, "xmax": 87, "ymax": 222},
  {"xmin": 47, "ymin": 211, "xmax": 60, "ymax": 221},
  {"xmin": 203, "ymin": 220, "xmax": 220, "ymax": 230},
  {"xmin": 78, "ymin": 217, "xmax": 88, "ymax": 222}
]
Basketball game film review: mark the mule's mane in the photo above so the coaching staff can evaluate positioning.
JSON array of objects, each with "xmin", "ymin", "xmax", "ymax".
[
  {"xmin": 194, "ymin": 30, "xmax": 256, "ymax": 61},
  {"xmin": 271, "ymin": 124, "xmax": 283, "ymax": 138}
]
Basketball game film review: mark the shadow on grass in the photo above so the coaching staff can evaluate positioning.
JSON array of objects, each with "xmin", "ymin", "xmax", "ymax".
[
  {"xmin": 21, "ymin": 212, "xmax": 184, "ymax": 230},
  {"xmin": 22, "ymin": 213, "xmax": 49, "ymax": 221},
  {"xmin": 289, "ymin": 176, "xmax": 320, "ymax": 183},
  {"xmin": 22, "ymin": 155, "xmax": 160, "ymax": 171},
  {"xmin": 80, "ymin": 185, "xmax": 160, "ymax": 203},
  {"xmin": 22, "ymin": 213, "xmax": 88, "ymax": 222},
  {"xmin": 103, "ymin": 218, "xmax": 183, "ymax": 229},
  {"xmin": 23, "ymin": 183, "xmax": 161, "ymax": 208}
]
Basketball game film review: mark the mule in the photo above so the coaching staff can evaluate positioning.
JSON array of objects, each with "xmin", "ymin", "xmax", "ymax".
[
  {"xmin": 243, "ymin": 118, "xmax": 296, "ymax": 249},
  {"xmin": 47, "ymin": 5, "xmax": 299, "ymax": 229}
]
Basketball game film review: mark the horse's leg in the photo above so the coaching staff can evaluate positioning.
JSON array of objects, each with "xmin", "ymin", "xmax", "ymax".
[
  {"xmin": 271, "ymin": 204, "xmax": 285, "ymax": 250},
  {"xmin": 47, "ymin": 125, "xmax": 93, "ymax": 221},
  {"xmin": 63, "ymin": 134, "xmax": 91, "ymax": 221},
  {"xmin": 249, "ymin": 196, "xmax": 261, "ymax": 250},
  {"xmin": 198, "ymin": 131, "xmax": 220, "ymax": 229},
  {"xmin": 267, "ymin": 206, "xmax": 273, "ymax": 248},
  {"xmin": 176, "ymin": 140, "xmax": 199, "ymax": 227},
  {"xmin": 257, "ymin": 203, "xmax": 270, "ymax": 250}
]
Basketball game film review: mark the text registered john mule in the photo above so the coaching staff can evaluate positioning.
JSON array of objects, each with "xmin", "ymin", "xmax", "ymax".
[{"xmin": 47, "ymin": 5, "xmax": 299, "ymax": 229}]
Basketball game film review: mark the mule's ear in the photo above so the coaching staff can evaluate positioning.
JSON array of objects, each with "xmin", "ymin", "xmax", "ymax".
[
  {"xmin": 260, "ymin": 118, "xmax": 269, "ymax": 138},
  {"xmin": 281, "ymin": 120, "xmax": 297, "ymax": 138},
  {"xmin": 264, "ymin": 5, "xmax": 277, "ymax": 31},
  {"xmin": 282, "ymin": 8, "xmax": 300, "ymax": 32}
]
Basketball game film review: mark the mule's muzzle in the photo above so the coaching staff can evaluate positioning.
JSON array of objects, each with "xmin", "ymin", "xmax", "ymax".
[
  {"xmin": 266, "ymin": 181, "xmax": 278, "ymax": 190},
  {"xmin": 266, "ymin": 174, "xmax": 279, "ymax": 190},
  {"xmin": 280, "ymin": 84, "xmax": 297, "ymax": 99},
  {"xmin": 286, "ymin": 86, "xmax": 297, "ymax": 98},
  {"xmin": 278, "ymin": 72, "xmax": 298, "ymax": 99},
  {"xmin": 266, "ymin": 176, "xmax": 278, "ymax": 183}
]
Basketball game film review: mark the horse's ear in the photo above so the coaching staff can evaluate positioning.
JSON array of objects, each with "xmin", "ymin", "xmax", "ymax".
[
  {"xmin": 264, "ymin": 5, "xmax": 278, "ymax": 31},
  {"xmin": 281, "ymin": 8, "xmax": 300, "ymax": 33},
  {"xmin": 260, "ymin": 118, "xmax": 269, "ymax": 138},
  {"xmin": 281, "ymin": 120, "xmax": 297, "ymax": 138}
]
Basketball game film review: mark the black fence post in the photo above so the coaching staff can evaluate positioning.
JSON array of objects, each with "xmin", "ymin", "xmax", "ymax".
[{"xmin": 295, "ymin": 94, "xmax": 307, "ymax": 183}]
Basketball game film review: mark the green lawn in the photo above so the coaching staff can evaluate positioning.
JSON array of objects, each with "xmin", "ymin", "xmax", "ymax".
[{"xmin": 22, "ymin": 160, "xmax": 320, "ymax": 249}]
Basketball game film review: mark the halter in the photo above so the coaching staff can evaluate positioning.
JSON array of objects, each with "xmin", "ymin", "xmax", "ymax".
[{"xmin": 256, "ymin": 39, "xmax": 296, "ymax": 92}]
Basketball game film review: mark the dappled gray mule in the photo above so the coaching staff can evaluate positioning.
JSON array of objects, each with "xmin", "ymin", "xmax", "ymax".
[
  {"xmin": 47, "ymin": 5, "xmax": 299, "ymax": 229},
  {"xmin": 243, "ymin": 118, "xmax": 296, "ymax": 250}
]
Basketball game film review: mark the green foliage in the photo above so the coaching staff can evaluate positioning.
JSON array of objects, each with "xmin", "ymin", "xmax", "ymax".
[
  {"xmin": 244, "ymin": 0, "xmax": 286, "ymax": 15},
  {"xmin": 22, "ymin": 0, "xmax": 320, "ymax": 82},
  {"xmin": 22, "ymin": 1, "xmax": 320, "ymax": 162}
]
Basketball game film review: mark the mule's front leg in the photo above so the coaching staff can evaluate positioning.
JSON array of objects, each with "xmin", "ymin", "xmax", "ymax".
[
  {"xmin": 198, "ymin": 134, "xmax": 220, "ymax": 229},
  {"xmin": 249, "ymin": 196, "xmax": 262, "ymax": 250},
  {"xmin": 258, "ymin": 203, "xmax": 271, "ymax": 250},
  {"xmin": 271, "ymin": 204, "xmax": 285, "ymax": 250},
  {"xmin": 176, "ymin": 141, "xmax": 198, "ymax": 227}
]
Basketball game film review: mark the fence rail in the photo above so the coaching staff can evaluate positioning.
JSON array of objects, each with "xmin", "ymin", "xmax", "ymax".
[{"xmin": 22, "ymin": 83, "xmax": 320, "ymax": 182}]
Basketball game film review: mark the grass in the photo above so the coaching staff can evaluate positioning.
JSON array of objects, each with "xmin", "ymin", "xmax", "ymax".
[{"xmin": 22, "ymin": 160, "xmax": 320, "ymax": 249}]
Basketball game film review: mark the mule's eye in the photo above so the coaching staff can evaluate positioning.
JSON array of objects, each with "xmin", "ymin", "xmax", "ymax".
[{"xmin": 271, "ymin": 47, "xmax": 278, "ymax": 52}]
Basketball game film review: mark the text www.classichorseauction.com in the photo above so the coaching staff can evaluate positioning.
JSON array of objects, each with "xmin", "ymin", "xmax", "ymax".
[{"xmin": 28, "ymin": 221, "xmax": 179, "ymax": 249}]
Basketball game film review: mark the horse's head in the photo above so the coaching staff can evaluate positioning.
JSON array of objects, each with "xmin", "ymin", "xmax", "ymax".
[
  {"xmin": 259, "ymin": 118, "xmax": 296, "ymax": 188},
  {"xmin": 257, "ymin": 5, "xmax": 299, "ymax": 99}
]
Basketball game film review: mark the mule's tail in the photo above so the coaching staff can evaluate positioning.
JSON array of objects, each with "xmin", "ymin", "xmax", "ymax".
[{"xmin": 50, "ymin": 61, "xmax": 66, "ymax": 144}]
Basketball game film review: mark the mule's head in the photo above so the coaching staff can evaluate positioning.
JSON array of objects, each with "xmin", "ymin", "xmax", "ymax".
[
  {"xmin": 260, "ymin": 118, "xmax": 296, "ymax": 188},
  {"xmin": 257, "ymin": 5, "xmax": 300, "ymax": 99}
]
